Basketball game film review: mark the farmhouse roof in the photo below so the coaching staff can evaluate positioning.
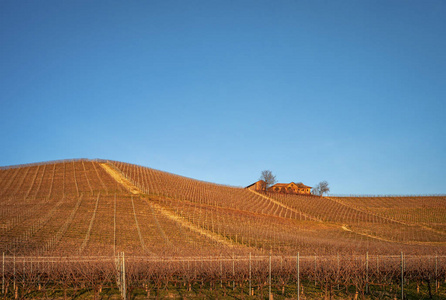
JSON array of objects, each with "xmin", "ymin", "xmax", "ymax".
[
  {"xmin": 270, "ymin": 182, "xmax": 312, "ymax": 188},
  {"xmin": 245, "ymin": 180, "xmax": 266, "ymax": 189},
  {"xmin": 271, "ymin": 183, "xmax": 288, "ymax": 187},
  {"xmin": 296, "ymin": 183, "xmax": 312, "ymax": 188}
]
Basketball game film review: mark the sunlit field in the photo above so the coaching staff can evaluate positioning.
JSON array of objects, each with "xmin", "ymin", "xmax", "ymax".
[{"xmin": 1, "ymin": 159, "xmax": 445, "ymax": 298}]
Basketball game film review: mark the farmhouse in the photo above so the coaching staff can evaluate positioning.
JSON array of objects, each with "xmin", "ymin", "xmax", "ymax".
[
  {"xmin": 246, "ymin": 180, "xmax": 312, "ymax": 195},
  {"xmin": 268, "ymin": 182, "xmax": 312, "ymax": 194},
  {"xmin": 245, "ymin": 180, "xmax": 267, "ymax": 192}
]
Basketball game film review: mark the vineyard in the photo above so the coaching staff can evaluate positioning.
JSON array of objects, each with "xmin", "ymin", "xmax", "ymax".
[{"xmin": 1, "ymin": 159, "xmax": 445, "ymax": 298}]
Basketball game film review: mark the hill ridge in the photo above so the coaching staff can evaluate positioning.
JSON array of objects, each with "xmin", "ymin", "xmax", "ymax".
[{"xmin": 1, "ymin": 159, "xmax": 445, "ymax": 257}]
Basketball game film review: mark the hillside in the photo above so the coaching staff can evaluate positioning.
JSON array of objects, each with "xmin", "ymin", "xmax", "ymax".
[{"xmin": 1, "ymin": 159, "xmax": 445, "ymax": 257}]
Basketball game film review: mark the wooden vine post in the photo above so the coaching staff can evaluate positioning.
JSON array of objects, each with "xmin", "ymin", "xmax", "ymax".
[
  {"xmin": 366, "ymin": 252, "xmax": 369, "ymax": 294},
  {"xmin": 2, "ymin": 253, "xmax": 4, "ymax": 296},
  {"xmin": 249, "ymin": 253, "xmax": 252, "ymax": 296},
  {"xmin": 401, "ymin": 252, "xmax": 404, "ymax": 300},
  {"xmin": 116, "ymin": 252, "xmax": 126, "ymax": 300},
  {"xmin": 269, "ymin": 254, "xmax": 272, "ymax": 300},
  {"xmin": 297, "ymin": 252, "xmax": 300, "ymax": 300}
]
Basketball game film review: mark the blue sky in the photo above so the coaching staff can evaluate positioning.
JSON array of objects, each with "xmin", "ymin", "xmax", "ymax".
[{"xmin": 1, "ymin": 1, "xmax": 445, "ymax": 195}]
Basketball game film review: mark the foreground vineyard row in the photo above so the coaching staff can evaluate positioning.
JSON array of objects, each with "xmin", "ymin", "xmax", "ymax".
[{"xmin": 1, "ymin": 254, "xmax": 445, "ymax": 299}]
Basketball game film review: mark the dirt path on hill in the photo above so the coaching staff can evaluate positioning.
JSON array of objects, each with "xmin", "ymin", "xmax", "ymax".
[
  {"xmin": 100, "ymin": 163, "xmax": 235, "ymax": 248},
  {"xmin": 99, "ymin": 163, "xmax": 141, "ymax": 195},
  {"xmin": 330, "ymin": 196, "xmax": 446, "ymax": 236},
  {"xmin": 248, "ymin": 190, "xmax": 322, "ymax": 222},
  {"xmin": 250, "ymin": 190, "xmax": 446, "ymax": 246},
  {"xmin": 341, "ymin": 225, "xmax": 446, "ymax": 246},
  {"xmin": 148, "ymin": 201, "xmax": 235, "ymax": 247},
  {"xmin": 340, "ymin": 225, "xmax": 399, "ymax": 244},
  {"xmin": 327, "ymin": 196, "xmax": 410, "ymax": 226}
]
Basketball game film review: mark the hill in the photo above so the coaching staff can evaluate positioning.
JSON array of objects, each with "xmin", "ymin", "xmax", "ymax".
[{"xmin": 1, "ymin": 159, "xmax": 445, "ymax": 257}]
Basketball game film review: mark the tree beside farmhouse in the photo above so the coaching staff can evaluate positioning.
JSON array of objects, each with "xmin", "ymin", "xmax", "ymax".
[
  {"xmin": 312, "ymin": 181, "xmax": 330, "ymax": 196},
  {"xmin": 259, "ymin": 170, "xmax": 277, "ymax": 189}
]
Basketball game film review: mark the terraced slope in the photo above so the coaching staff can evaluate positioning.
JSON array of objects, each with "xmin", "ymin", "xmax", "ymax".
[
  {"xmin": 0, "ymin": 159, "xmax": 445, "ymax": 257},
  {"xmin": 0, "ymin": 160, "xmax": 238, "ymax": 256},
  {"xmin": 108, "ymin": 161, "xmax": 446, "ymax": 254},
  {"xmin": 264, "ymin": 192, "xmax": 446, "ymax": 244},
  {"xmin": 331, "ymin": 196, "xmax": 446, "ymax": 229}
]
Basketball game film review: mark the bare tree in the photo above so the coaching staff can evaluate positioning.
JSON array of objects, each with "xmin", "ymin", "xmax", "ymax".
[
  {"xmin": 260, "ymin": 170, "xmax": 277, "ymax": 189},
  {"xmin": 312, "ymin": 181, "xmax": 330, "ymax": 196}
]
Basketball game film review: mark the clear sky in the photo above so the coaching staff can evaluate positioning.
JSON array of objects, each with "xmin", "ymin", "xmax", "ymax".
[{"xmin": 1, "ymin": 1, "xmax": 445, "ymax": 195}]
